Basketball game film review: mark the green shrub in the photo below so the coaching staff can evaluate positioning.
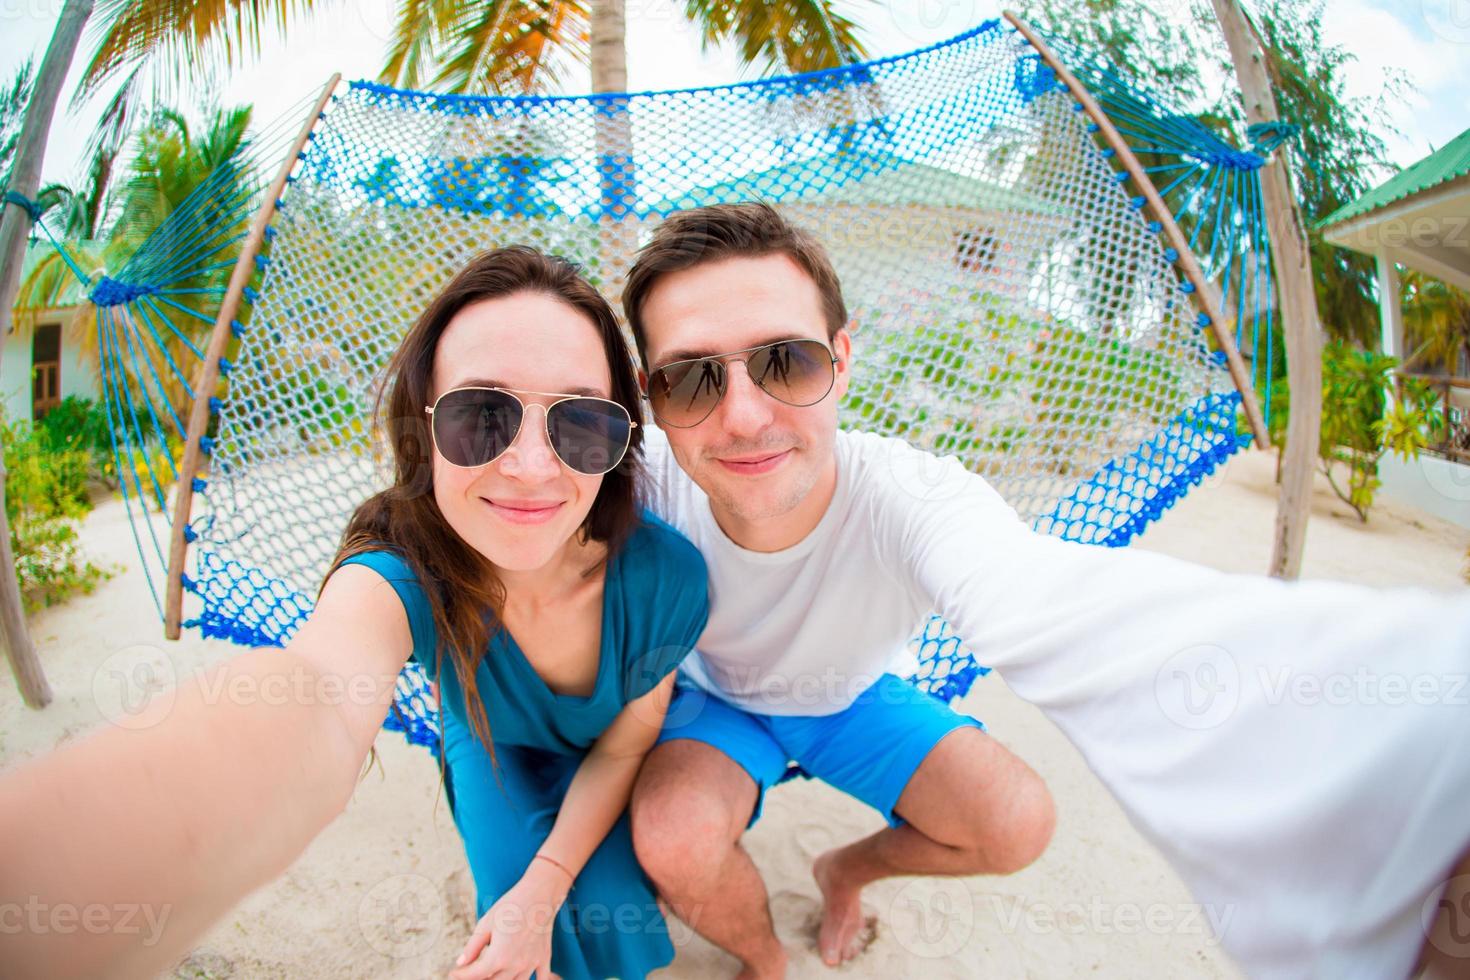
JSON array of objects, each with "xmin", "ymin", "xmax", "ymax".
[
  {"xmin": 1267, "ymin": 341, "xmax": 1443, "ymax": 521},
  {"xmin": 2, "ymin": 409, "xmax": 112, "ymax": 611}
]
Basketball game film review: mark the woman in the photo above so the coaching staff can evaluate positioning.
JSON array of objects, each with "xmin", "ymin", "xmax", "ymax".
[{"xmin": 0, "ymin": 247, "xmax": 708, "ymax": 980}]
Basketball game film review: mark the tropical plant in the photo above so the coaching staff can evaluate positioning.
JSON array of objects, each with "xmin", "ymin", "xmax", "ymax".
[
  {"xmin": 1, "ymin": 58, "xmax": 36, "ymax": 185},
  {"xmin": 0, "ymin": 406, "xmax": 113, "ymax": 611},
  {"xmin": 1402, "ymin": 270, "xmax": 1470, "ymax": 377},
  {"xmin": 16, "ymin": 103, "xmax": 256, "ymax": 423},
  {"xmin": 1266, "ymin": 340, "xmax": 1443, "ymax": 521},
  {"xmin": 75, "ymin": 0, "xmax": 869, "ymax": 110}
]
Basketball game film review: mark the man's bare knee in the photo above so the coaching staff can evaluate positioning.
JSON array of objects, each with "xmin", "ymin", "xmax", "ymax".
[
  {"xmin": 631, "ymin": 739, "xmax": 756, "ymax": 894},
  {"xmin": 983, "ymin": 763, "xmax": 1055, "ymax": 874}
]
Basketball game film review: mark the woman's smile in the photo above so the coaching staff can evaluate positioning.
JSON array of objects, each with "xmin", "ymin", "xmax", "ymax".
[{"xmin": 481, "ymin": 496, "xmax": 565, "ymax": 525}]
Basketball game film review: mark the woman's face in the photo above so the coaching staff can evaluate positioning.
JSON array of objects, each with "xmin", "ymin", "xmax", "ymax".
[{"xmin": 428, "ymin": 290, "xmax": 614, "ymax": 573}]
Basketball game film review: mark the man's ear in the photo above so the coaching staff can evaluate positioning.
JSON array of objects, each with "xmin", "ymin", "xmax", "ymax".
[
  {"xmin": 833, "ymin": 323, "xmax": 854, "ymax": 398},
  {"xmin": 637, "ymin": 368, "xmax": 648, "ymax": 394}
]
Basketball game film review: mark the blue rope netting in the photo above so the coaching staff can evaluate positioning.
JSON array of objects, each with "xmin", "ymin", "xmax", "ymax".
[{"xmin": 37, "ymin": 20, "xmax": 1274, "ymax": 758}]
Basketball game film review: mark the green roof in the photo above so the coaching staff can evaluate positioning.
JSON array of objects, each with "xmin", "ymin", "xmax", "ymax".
[{"xmin": 1318, "ymin": 125, "xmax": 1470, "ymax": 230}]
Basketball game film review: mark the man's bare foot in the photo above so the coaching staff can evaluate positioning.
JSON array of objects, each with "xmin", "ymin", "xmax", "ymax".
[
  {"xmin": 734, "ymin": 943, "xmax": 788, "ymax": 980},
  {"xmin": 813, "ymin": 849, "xmax": 879, "ymax": 967}
]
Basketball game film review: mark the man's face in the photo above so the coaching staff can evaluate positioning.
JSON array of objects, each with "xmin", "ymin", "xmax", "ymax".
[{"xmin": 639, "ymin": 253, "xmax": 851, "ymax": 530}]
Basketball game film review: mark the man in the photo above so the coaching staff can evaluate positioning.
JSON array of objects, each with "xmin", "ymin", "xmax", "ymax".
[{"xmin": 622, "ymin": 202, "xmax": 1470, "ymax": 979}]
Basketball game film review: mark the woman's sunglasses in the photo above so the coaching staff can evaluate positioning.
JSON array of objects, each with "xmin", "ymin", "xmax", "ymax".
[
  {"xmin": 424, "ymin": 387, "xmax": 636, "ymax": 476},
  {"xmin": 645, "ymin": 338, "xmax": 839, "ymax": 428}
]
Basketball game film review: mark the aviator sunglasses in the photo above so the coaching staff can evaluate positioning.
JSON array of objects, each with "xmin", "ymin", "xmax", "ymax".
[
  {"xmin": 425, "ymin": 386, "xmax": 637, "ymax": 476},
  {"xmin": 645, "ymin": 338, "xmax": 839, "ymax": 428}
]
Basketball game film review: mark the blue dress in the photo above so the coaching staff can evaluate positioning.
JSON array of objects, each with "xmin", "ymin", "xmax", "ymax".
[{"xmin": 338, "ymin": 510, "xmax": 709, "ymax": 980}]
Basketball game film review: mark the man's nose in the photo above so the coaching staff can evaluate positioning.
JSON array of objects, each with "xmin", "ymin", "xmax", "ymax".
[
  {"xmin": 713, "ymin": 359, "xmax": 775, "ymax": 437},
  {"xmin": 496, "ymin": 406, "xmax": 562, "ymax": 481}
]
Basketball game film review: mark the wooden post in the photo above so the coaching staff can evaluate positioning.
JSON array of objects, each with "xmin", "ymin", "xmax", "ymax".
[
  {"xmin": 1210, "ymin": 0, "xmax": 1324, "ymax": 579},
  {"xmin": 1004, "ymin": 12, "xmax": 1270, "ymax": 450},
  {"xmin": 163, "ymin": 74, "xmax": 341, "ymax": 639},
  {"xmin": 0, "ymin": 0, "xmax": 96, "ymax": 708}
]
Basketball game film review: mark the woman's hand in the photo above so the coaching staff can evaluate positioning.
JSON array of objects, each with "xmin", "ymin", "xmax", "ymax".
[{"xmin": 449, "ymin": 862, "xmax": 569, "ymax": 980}]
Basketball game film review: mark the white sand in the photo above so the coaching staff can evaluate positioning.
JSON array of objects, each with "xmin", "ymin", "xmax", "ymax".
[{"xmin": 2, "ymin": 448, "xmax": 1466, "ymax": 978}]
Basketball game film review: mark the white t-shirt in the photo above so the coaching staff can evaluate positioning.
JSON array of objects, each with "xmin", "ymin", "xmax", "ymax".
[{"xmin": 642, "ymin": 425, "xmax": 1470, "ymax": 980}]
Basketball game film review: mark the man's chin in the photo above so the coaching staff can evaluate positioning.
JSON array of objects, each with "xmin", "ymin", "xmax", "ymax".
[{"xmin": 704, "ymin": 476, "xmax": 812, "ymax": 525}]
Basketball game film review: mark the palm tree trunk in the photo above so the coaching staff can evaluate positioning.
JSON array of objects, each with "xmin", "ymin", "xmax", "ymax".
[
  {"xmin": 589, "ymin": 0, "xmax": 637, "ymax": 290},
  {"xmin": 0, "ymin": 0, "xmax": 94, "ymax": 708},
  {"xmin": 1210, "ymin": 0, "xmax": 1323, "ymax": 580}
]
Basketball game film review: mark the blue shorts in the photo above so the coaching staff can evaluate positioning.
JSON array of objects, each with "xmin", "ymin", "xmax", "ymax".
[{"xmin": 654, "ymin": 673, "xmax": 986, "ymax": 829}]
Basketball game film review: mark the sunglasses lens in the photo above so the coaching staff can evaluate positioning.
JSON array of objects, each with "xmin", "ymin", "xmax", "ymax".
[
  {"xmin": 748, "ymin": 339, "xmax": 834, "ymax": 407},
  {"xmin": 432, "ymin": 388, "xmax": 521, "ymax": 467},
  {"xmin": 547, "ymin": 398, "xmax": 633, "ymax": 475},
  {"xmin": 648, "ymin": 358, "xmax": 725, "ymax": 427}
]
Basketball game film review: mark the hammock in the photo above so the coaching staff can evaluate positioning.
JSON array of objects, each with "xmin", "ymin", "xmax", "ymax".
[{"xmin": 32, "ymin": 15, "xmax": 1276, "ymax": 756}]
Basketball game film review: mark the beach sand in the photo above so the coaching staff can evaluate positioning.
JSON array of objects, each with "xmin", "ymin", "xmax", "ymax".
[{"xmin": 2, "ymin": 447, "xmax": 1465, "ymax": 978}]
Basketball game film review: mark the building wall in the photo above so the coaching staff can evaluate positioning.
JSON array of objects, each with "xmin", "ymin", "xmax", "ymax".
[
  {"xmin": 1381, "ymin": 454, "xmax": 1470, "ymax": 529},
  {"xmin": 0, "ymin": 327, "xmax": 35, "ymax": 424},
  {"xmin": 1, "ymin": 312, "xmax": 102, "ymax": 424}
]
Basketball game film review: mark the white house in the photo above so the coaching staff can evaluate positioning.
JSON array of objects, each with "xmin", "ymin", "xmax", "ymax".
[
  {"xmin": 1321, "ymin": 127, "xmax": 1470, "ymax": 528},
  {"xmin": 5, "ymin": 243, "xmax": 100, "ymax": 424}
]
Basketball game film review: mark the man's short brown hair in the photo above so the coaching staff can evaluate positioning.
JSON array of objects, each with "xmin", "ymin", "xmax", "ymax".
[{"xmin": 621, "ymin": 202, "xmax": 848, "ymax": 368}]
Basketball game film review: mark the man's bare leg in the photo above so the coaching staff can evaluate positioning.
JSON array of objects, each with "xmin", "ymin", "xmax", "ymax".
[
  {"xmin": 813, "ymin": 726, "xmax": 1055, "ymax": 965},
  {"xmin": 631, "ymin": 739, "xmax": 788, "ymax": 979}
]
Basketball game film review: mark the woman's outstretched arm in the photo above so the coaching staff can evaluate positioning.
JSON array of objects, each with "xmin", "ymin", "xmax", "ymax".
[{"xmin": 0, "ymin": 563, "xmax": 413, "ymax": 980}]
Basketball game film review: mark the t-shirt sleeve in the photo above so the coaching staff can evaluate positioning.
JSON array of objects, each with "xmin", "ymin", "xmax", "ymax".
[
  {"xmin": 866, "ymin": 433, "xmax": 1470, "ymax": 979},
  {"xmin": 334, "ymin": 549, "xmax": 437, "ymax": 669},
  {"xmin": 621, "ymin": 520, "xmax": 711, "ymax": 704}
]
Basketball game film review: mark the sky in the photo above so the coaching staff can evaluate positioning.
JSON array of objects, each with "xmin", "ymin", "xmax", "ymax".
[{"xmin": 2, "ymin": 0, "xmax": 1468, "ymax": 192}]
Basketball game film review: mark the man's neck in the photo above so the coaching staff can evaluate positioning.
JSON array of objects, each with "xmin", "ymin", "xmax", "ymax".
[{"xmin": 708, "ymin": 457, "xmax": 839, "ymax": 554}]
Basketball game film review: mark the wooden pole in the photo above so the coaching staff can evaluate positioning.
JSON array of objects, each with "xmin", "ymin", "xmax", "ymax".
[
  {"xmin": 0, "ymin": 0, "xmax": 96, "ymax": 708},
  {"xmin": 163, "ymin": 74, "xmax": 341, "ymax": 639},
  {"xmin": 1209, "ymin": 0, "xmax": 1323, "ymax": 579},
  {"xmin": 1004, "ymin": 12, "xmax": 1270, "ymax": 450}
]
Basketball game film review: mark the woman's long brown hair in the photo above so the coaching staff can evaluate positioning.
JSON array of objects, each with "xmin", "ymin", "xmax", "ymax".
[{"xmin": 323, "ymin": 246, "xmax": 644, "ymax": 766}]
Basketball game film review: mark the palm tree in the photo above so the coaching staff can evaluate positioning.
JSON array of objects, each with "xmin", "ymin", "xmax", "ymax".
[
  {"xmin": 74, "ymin": 1, "xmax": 868, "ymax": 113},
  {"xmin": 1402, "ymin": 270, "xmax": 1470, "ymax": 377},
  {"xmin": 17, "ymin": 104, "xmax": 255, "ymax": 416}
]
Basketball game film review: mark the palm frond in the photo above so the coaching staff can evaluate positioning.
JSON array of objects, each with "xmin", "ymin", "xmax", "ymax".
[
  {"xmin": 686, "ymin": 0, "xmax": 870, "ymax": 76},
  {"xmin": 76, "ymin": 0, "xmax": 329, "ymax": 103},
  {"xmin": 434, "ymin": 1, "xmax": 588, "ymax": 95},
  {"xmin": 380, "ymin": 0, "xmax": 461, "ymax": 89},
  {"xmin": 1, "ymin": 58, "xmax": 36, "ymax": 185}
]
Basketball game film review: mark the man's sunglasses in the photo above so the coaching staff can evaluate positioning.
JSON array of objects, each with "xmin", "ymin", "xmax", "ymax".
[
  {"xmin": 645, "ymin": 338, "xmax": 839, "ymax": 428},
  {"xmin": 424, "ymin": 387, "xmax": 637, "ymax": 476}
]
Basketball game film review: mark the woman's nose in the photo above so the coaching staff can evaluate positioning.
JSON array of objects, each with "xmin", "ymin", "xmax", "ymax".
[{"xmin": 497, "ymin": 405, "xmax": 563, "ymax": 481}]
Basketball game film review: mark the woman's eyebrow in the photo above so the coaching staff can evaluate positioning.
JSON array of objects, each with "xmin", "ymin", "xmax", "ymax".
[{"xmin": 447, "ymin": 377, "xmax": 606, "ymax": 398}]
